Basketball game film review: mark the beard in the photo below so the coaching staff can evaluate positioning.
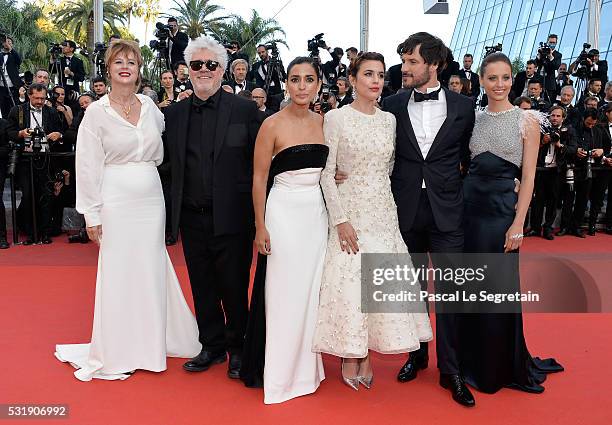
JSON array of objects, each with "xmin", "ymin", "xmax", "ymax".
[{"xmin": 403, "ymin": 68, "xmax": 431, "ymax": 89}]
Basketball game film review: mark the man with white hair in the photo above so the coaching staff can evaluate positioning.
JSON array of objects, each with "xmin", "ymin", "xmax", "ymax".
[
  {"xmin": 225, "ymin": 58, "xmax": 255, "ymax": 94},
  {"xmin": 554, "ymin": 85, "xmax": 580, "ymax": 128},
  {"xmin": 251, "ymin": 88, "xmax": 272, "ymax": 117},
  {"xmin": 162, "ymin": 36, "xmax": 262, "ymax": 379}
]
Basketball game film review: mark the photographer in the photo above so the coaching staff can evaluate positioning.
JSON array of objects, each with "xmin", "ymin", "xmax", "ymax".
[
  {"xmin": 558, "ymin": 108, "xmax": 608, "ymax": 237},
  {"xmin": 49, "ymin": 85, "xmax": 73, "ymax": 130},
  {"xmin": 0, "ymin": 35, "xmax": 22, "ymax": 119},
  {"xmin": 91, "ymin": 76, "xmax": 107, "ymax": 99},
  {"xmin": 460, "ymin": 53, "xmax": 480, "ymax": 99},
  {"xmin": 577, "ymin": 78, "xmax": 603, "ymax": 111},
  {"xmin": 49, "ymin": 169, "xmax": 75, "ymax": 237},
  {"xmin": 63, "ymin": 92, "xmax": 95, "ymax": 146},
  {"xmin": 535, "ymin": 34, "xmax": 562, "ymax": 101},
  {"xmin": 527, "ymin": 78, "xmax": 551, "ymax": 112},
  {"xmin": 51, "ymin": 40, "xmax": 85, "ymax": 99},
  {"xmin": 570, "ymin": 48, "xmax": 608, "ymax": 89},
  {"xmin": 167, "ymin": 17, "xmax": 189, "ymax": 67},
  {"xmin": 0, "ymin": 117, "xmax": 8, "ymax": 248},
  {"xmin": 252, "ymin": 44, "xmax": 286, "ymax": 96},
  {"xmin": 555, "ymin": 62, "xmax": 573, "ymax": 100},
  {"xmin": 173, "ymin": 60, "xmax": 193, "ymax": 100},
  {"xmin": 321, "ymin": 47, "xmax": 347, "ymax": 88},
  {"xmin": 6, "ymin": 83, "xmax": 63, "ymax": 244},
  {"xmin": 527, "ymin": 105, "xmax": 577, "ymax": 240},
  {"xmin": 511, "ymin": 59, "xmax": 538, "ymax": 101},
  {"xmin": 587, "ymin": 103, "xmax": 612, "ymax": 235},
  {"xmin": 600, "ymin": 81, "xmax": 612, "ymax": 112},
  {"xmin": 224, "ymin": 41, "xmax": 249, "ymax": 80},
  {"xmin": 554, "ymin": 85, "xmax": 580, "ymax": 129}
]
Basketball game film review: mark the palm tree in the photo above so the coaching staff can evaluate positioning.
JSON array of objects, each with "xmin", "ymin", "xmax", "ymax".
[
  {"xmin": 217, "ymin": 9, "xmax": 287, "ymax": 62},
  {"xmin": 119, "ymin": 0, "xmax": 145, "ymax": 30},
  {"xmin": 142, "ymin": 0, "xmax": 160, "ymax": 44},
  {"xmin": 168, "ymin": 0, "xmax": 228, "ymax": 40},
  {"xmin": 54, "ymin": 0, "xmax": 126, "ymax": 53}
]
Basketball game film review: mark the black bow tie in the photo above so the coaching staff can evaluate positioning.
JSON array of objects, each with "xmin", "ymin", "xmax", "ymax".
[
  {"xmin": 414, "ymin": 88, "xmax": 441, "ymax": 102},
  {"xmin": 191, "ymin": 95, "xmax": 215, "ymax": 112}
]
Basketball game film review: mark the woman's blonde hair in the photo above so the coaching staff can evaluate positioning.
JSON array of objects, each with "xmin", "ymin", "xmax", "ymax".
[{"xmin": 104, "ymin": 39, "xmax": 143, "ymax": 89}]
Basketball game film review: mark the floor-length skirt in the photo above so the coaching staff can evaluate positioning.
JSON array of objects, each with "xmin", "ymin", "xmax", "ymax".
[{"xmin": 55, "ymin": 162, "xmax": 201, "ymax": 381}]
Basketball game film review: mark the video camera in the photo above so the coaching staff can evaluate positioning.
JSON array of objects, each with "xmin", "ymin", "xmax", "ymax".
[
  {"xmin": 484, "ymin": 43, "xmax": 502, "ymax": 57},
  {"xmin": 150, "ymin": 22, "xmax": 170, "ymax": 52},
  {"xmin": 49, "ymin": 43, "xmax": 63, "ymax": 56},
  {"xmin": 264, "ymin": 42, "xmax": 280, "ymax": 57},
  {"xmin": 538, "ymin": 42, "xmax": 552, "ymax": 57},
  {"xmin": 574, "ymin": 43, "xmax": 595, "ymax": 79},
  {"xmin": 307, "ymin": 33, "xmax": 327, "ymax": 57}
]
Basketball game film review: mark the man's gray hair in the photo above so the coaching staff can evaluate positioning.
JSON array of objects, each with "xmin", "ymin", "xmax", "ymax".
[
  {"xmin": 605, "ymin": 81, "xmax": 612, "ymax": 91},
  {"xmin": 231, "ymin": 58, "xmax": 249, "ymax": 73},
  {"xmin": 184, "ymin": 36, "xmax": 228, "ymax": 71},
  {"xmin": 560, "ymin": 85, "xmax": 575, "ymax": 95}
]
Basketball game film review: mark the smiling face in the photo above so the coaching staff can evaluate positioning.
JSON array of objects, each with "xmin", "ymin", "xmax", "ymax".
[
  {"xmin": 233, "ymin": 63, "xmax": 247, "ymax": 83},
  {"xmin": 189, "ymin": 48, "xmax": 224, "ymax": 98},
  {"xmin": 286, "ymin": 63, "xmax": 320, "ymax": 107},
  {"xmin": 109, "ymin": 52, "xmax": 139, "ymax": 88},
  {"xmin": 350, "ymin": 59, "xmax": 385, "ymax": 102},
  {"xmin": 480, "ymin": 60, "xmax": 513, "ymax": 102}
]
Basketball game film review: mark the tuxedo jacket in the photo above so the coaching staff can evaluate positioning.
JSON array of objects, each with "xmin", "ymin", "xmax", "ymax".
[
  {"xmin": 225, "ymin": 79, "xmax": 256, "ymax": 94},
  {"xmin": 460, "ymin": 68, "xmax": 480, "ymax": 99},
  {"xmin": 382, "ymin": 88, "xmax": 475, "ymax": 233},
  {"xmin": 536, "ymin": 125, "xmax": 577, "ymax": 168},
  {"xmin": 50, "ymin": 55, "xmax": 85, "ymax": 93},
  {"xmin": 0, "ymin": 117, "xmax": 8, "ymax": 158},
  {"xmin": 251, "ymin": 60, "xmax": 286, "ymax": 94},
  {"xmin": 535, "ymin": 50, "xmax": 562, "ymax": 95},
  {"xmin": 511, "ymin": 71, "xmax": 532, "ymax": 101},
  {"xmin": 337, "ymin": 94, "xmax": 354, "ymax": 108},
  {"xmin": 6, "ymin": 103, "xmax": 62, "ymax": 141},
  {"xmin": 1, "ymin": 50, "xmax": 23, "ymax": 89},
  {"xmin": 162, "ymin": 90, "xmax": 262, "ymax": 238},
  {"xmin": 168, "ymin": 31, "xmax": 189, "ymax": 66}
]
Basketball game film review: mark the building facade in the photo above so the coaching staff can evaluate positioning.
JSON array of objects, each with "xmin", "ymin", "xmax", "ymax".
[{"xmin": 449, "ymin": 0, "xmax": 611, "ymax": 79}]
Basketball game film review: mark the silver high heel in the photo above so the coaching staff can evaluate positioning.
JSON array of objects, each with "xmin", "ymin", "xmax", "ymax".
[
  {"xmin": 357, "ymin": 375, "xmax": 374, "ymax": 389},
  {"xmin": 341, "ymin": 359, "xmax": 359, "ymax": 391}
]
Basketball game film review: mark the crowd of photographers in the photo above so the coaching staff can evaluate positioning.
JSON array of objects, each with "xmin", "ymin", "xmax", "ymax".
[{"xmin": 0, "ymin": 23, "xmax": 611, "ymax": 249}]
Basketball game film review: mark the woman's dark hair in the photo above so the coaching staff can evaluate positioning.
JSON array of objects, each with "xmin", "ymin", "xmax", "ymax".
[
  {"xmin": 348, "ymin": 52, "xmax": 385, "ymax": 77},
  {"xmin": 513, "ymin": 96, "xmax": 532, "ymax": 106},
  {"xmin": 52, "ymin": 85, "xmax": 65, "ymax": 94},
  {"xmin": 161, "ymin": 69, "xmax": 174, "ymax": 78},
  {"xmin": 397, "ymin": 32, "xmax": 450, "ymax": 69},
  {"xmin": 286, "ymin": 56, "xmax": 320, "ymax": 80},
  {"xmin": 480, "ymin": 52, "xmax": 512, "ymax": 77}
]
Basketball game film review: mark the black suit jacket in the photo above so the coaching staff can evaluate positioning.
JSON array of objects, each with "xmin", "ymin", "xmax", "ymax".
[
  {"xmin": 591, "ymin": 60, "xmax": 608, "ymax": 88},
  {"xmin": 439, "ymin": 60, "xmax": 460, "ymax": 88},
  {"xmin": 460, "ymin": 69, "xmax": 480, "ymax": 99},
  {"xmin": 337, "ymin": 94, "xmax": 353, "ymax": 108},
  {"xmin": 511, "ymin": 71, "xmax": 533, "ymax": 101},
  {"xmin": 387, "ymin": 63, "xmax": 402, "ymax": 93},
  {"xmin": 6, "ymin": 103, "xmax": 62, "ymax": 142},
  {"xmin": 50, "ymin": 55, "xmax": 85, "ymax": 93},
  {"xmin": 537, "ymin": 125, "xmax": 577, "ymax": 168},
  {"xmin": 0, "ymin": 118, "xmax": 8, "ymax": 158},
  {"xmin": 535, "ymin": 50, "xmax": 562, "ymax": 96},
  {"xmin": 162, "ymin": 90, "xmax": 262, "ymax": 238},
  {"xmin": 169, "ymin": 31, "xmax": 189, "ymax": 66},
  {"xmin": 382, "ymin": 88, "xmax": 475, "ymax": 233},
  {"xmin": 251, "ymin": 60, "xmax": 285, "ymax": 94},
  {"xmin": 225, "ymin": 79, "xmax": 256, "ymax": 94},
  {"xmin": 1, "ymin": 50, "xmax": 23, "ymax": 88},
  {"xmin": 321, "ymin": 60, "xmax": 347, "ymax": 84}
]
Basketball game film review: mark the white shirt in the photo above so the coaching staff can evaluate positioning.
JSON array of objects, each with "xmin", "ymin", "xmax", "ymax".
[
  {"xmin": 407, "ymin": 84, "xmax": 447, "ymax": 188},
  {"xmin": 234, "ymin": 80, "xmax": 246, "ymax": 94},
  {"xmin": 1, "ymin": 52, "xmax": 13, "ymax": 88},
  {"xmin": 28, "ymin": 105, "xmax": 47, "ymax": 152},
  {"xmin": 76, "ymin": 94, "xmax": 164, "ymax": 227}
]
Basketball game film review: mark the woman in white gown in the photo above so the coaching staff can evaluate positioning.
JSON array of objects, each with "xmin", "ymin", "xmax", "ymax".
[
  {"xmin": 313, "ymin": 52, "xmax": 432, "ymax": 389},
  {"xmin": 240, "ymin": 57, "xmax": 328, "ymax": 404},
  {"xmin": 55, "ymin": 40, "xmax": 201, "ymax": 381}
]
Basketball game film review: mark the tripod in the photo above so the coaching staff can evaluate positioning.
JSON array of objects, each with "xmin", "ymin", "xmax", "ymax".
[
  {"xmin": 263, "ymin": 52, "xmax": 286, "ymax": 95},
  {"xmin": 49, "ymin": 53, "xmax": 68, "ymax": 88},
  {"xmin": 150, "ymin": 48, "xmax": 170, "ymax": 92}
]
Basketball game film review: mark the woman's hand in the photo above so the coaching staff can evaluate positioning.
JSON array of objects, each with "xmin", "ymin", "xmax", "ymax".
[
  {"xmin": 336, "ymin": 222, "xmax": 359, "ymax": 254},
  {"xmin": 255, "ymin": 227, "xmax": 271, "ymax": 255},
  {"xmin": 504, "ymin": 222, "xmax": 524, "ymax": 253},
  {"xmin": 158, "ymin": 99, "xmax": 171, "ymax": 108},
  {"xmin": 87, "ymin": 225, "xmax": 103, "ymax": 246}
]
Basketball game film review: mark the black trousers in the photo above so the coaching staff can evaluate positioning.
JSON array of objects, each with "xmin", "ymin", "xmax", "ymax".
[
  {"xmin": 400, "ymin": 188, "xmax": 464, "ymax": 375},
  {"xmin": 530, "ymin": 168, "xmax": 560, "ymax": 233},
  {"xmin": 180, "ymin": 207, "xmax": 253, "ymax": 355},
  {"xmin": 563, "ymin": 178, "xmax": 592, "ymax": 231},
  {"xmin": 0, "ymin": 87, "xmax": 18, "ymax": 120},
  {"xmin": 16, "ymin": 158, "xmax": 53, "ymax": 239},
  {"xmin": 588, "ymin": 169, "xmax": 611, "ymax": 227},
  {"xmin": 0, "ymin": 158, "xmax": 7, "ymax": 238}
]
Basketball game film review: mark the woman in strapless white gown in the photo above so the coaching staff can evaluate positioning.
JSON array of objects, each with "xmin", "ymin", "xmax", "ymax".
[
  {"xmin": 240, "ymin": 57, "xmax": 328, "ymax": 404},
  {"xmin": 54, "ymin": 40, "xmax": 200, "ymax": 381}
]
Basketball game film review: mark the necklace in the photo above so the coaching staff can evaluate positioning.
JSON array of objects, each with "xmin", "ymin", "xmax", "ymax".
[{"xmin": 110, "ymin": 94, "xmax": 136, "ymax": 118}]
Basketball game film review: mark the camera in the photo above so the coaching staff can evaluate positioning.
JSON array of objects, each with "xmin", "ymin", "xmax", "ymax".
[
  {"xmin": 574, "ymin": 43, "xmax": 594, "ymax": 79},
  {"xmin": 49, "ymin": 43, "xmax": 62, "ymax": 56},
  {"xmin": 539, "ymin": 42, "xmax": 552, "ymax": 57},
  {"xmin": 150, "ymin": 22, "xmax": 170, "ymax": 52},
  {"xmin": 484, "ymin": 43, "xmax": 502, "ymax": 57},
  {"xmin": 320, "ymin": 85, "xmax": 332, "ymax": 113},
  {"xmin": 264, "ymin": 42, "xmax": 279, "ymax": 57},
  {"xmin": 29, "ymin": 127, "xmax": 46, "ymax": 153},
  {"xmin": 55, "ymin": 171, "xmax": 65, "ymax": 183},
  {"xmin": 307, "ymin": 33, "xmax": 326, "ymax": 56},
  {"xmin": 47, "ymin": 90, "xmax": 60, "ymax": 107},
  {"xmin": 565, "ymin": 166, "xmax": 575, "ymax": 191}
]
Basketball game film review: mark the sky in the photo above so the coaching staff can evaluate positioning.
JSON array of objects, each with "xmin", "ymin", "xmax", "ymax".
[{"xmin": 119, "ymin": 0, "xmax": 460, "ymax": 68}]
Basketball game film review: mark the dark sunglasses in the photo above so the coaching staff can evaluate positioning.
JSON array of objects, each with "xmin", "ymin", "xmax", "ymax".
[{"xmin": 189, "ymin": 60, "xmax": 220, "ymax": 72}]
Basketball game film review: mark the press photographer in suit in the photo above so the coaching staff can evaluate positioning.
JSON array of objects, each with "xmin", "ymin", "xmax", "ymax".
[
  {"xmin": 6, "ymin": 83, "xmax": 63, "ymax": 244},
  {"xmin": 511, "ymin": 60, "xmax": 538, "ymax": 101},
  {"xmin": 51, "ymin": 40, "xmax": 85, "ymax": 99},
  {"xmin": 0, "ymin": 35, "xmax": 22, "ymax": 119},
  {"xmin": 167, "ymin": 17, "xmax": 189, "ymax": 67},
  {"xmin": 535, "ymin": 34, "xmax": 562, "ymax": 101}
]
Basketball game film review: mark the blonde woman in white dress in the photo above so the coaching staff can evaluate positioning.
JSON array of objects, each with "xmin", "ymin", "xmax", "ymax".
[
  {"xmin": 55, "ymin": 40, "xmax": 201, "ymax": 381},
  {"xmin": 313, "ymin": 52, "xmax": 432, "ymax": 390}
]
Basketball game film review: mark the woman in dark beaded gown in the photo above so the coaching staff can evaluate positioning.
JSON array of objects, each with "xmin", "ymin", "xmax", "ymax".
[
  {"xmin": 461, "ymin": 52, "xmax": 563, "ymax": 394},
  {"xmin": 240, "ymin": 57, "xmax": 329, "ymax": 404}
]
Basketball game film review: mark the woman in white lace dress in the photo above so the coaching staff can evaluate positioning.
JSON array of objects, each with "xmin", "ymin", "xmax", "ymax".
[{"xmin": 313, "ymin": 53, "xmax": 432, "ymax": 390}]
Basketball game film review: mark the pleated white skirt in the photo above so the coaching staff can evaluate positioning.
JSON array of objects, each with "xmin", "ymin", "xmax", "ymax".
[{"xmin": 55, "ymin": 162, "xmax": 201, "ymax": 381}]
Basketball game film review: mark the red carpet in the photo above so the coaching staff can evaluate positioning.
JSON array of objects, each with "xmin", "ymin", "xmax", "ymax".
[{"xmin": 1, "ymin": 235, "xmax": 611, "ymax": 425}]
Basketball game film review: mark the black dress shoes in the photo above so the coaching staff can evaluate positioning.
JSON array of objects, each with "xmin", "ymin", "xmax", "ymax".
[
  {"xmin": 587, "ymin": 226, "xmax": 596, "ymax": 236},
  {"xmin": 397, "ymin": 354, "xmax": 428, "ymax": 382},
  {"xmin": 165, "ymin": 234, "xmax": 177, "ymax": 246},
  {"xmin": 183, "ymin": 350, "xmax": 226, "ymax": 372},
  {"xmin": 556, "ymin": 227, "xmax": 568, "ymax": 236},
  {"xmin": 439, "ymin": 374, "xmax": 475, "ymax": 407},
  {"xmin": 41, "ymin": 234, "xmax": 53, "ymax": 244},
  {"xmin": 543, "ymin": 229, "xmax": 555, "ymax": 240},
  {"xmin": 570, "ymin": 228, "xmax": 586, "ymax": 238},
  {"xmin": 0, "ymin": 238, "xmax": 9, "ymax": 249},
  {"xmin": 524, "ymin": 229, "xmax": 540, "ymax": 237},
  {"xmin": 22, "ymin": 238, "xmax": 34, "ymax": 246},
  {"xmin": 227, "ymin": 353, "xmax": 242, "ymax": 379}
]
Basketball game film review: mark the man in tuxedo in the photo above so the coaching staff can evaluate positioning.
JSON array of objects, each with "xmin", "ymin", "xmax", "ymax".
[
  {"xmin": 6, "ymin": 83, "xmax": 63, "ymax": 244},
  {"xmin": 459, "ymin": 54, "xmax": 479, "ymax": 99},
  {"xmin": 554, "ymin": 85, "xmax": 580, "ymax": 128},
  {"xmin": 336, "ymin": 77, "xmax": 353, "ymax": 108},
  {"xmin": 0, "ymin": 35, "xmax": 22, "ymax": 119},
  {"xmin": 511, "ymin": 59, "xmax": 538, "ymax": 101},
  {"xmin": 52, "ymin": 40, "xmax": 85, "ymax": 97},
  {"xmin": 555, "ymin": 62, "xmax": 573, "ymax": 99},
  {"xmin": 162, "ymin": 36, "xmax": 261, "ymax": 379},
  {"xmin": 251, "ymin": 44, "xmax": 286, "ymax": 96},
  {"xmin": 167, "ymin": 17, "xmax": 189, "ymax": 67},
  {"xmin": 225, "ymin": 59, "xmax": 255, "ymax": 94},
  {"xmin": 382, "ymin": 32, "xmax": 476, "ymax": 407},
  {"xmin": 251, "ymin": 88, "xmax": 273, "ymax": 118},
  {"xmin": 535, "ymin": 34, "xmax": 562, "ymax": 101},
  {"xmin": 321, "ymin": 47, "xmax": 347, "ymax": 87},
  {"xmin": 527, "ymin": 78, "xmax": 551, "ymax": 112}
]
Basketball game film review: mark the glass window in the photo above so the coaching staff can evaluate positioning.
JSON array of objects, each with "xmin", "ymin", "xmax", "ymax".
[
  {"xmin": 457, "ymin": 0, "xmax": 468, "ymax": 21},
  {"xmin": 549, "ymin": 16, "xmax": 567, "ymax": 42},
  {"xmin": 554, "ymin": 0, "xmax": 571, "ymax": 17},
  {"xmin": 480, "ymin": 7, "xmax": 494, "ymax": 42},
  {"xmin": 558, "ymin": 11, "xmax": 581, "ymax": 59},
  {"xmin": 458, "ymin": 14, "xmax": 474, "ymax": 49},
  {"xmin": 530, "ymin": 0, "xmax": 546, "ymax": 25},
  {"xmin": 468, "ymin": 12, "xmax": 484, "ymax": 46},
  {"xmin": 509, "ymin": 29, "xmax": 526, "ymax": 61},
  {"xmin": 478, "ymin": 0, "xmax": 487, "ymax": 11},
  {"xmin": 568, "ymin": 0, "xmax": 586, "ymax": 14},
  {"xmin": 522, "ymin": 25, "xmax": 539, "ymax": 60},
  {"xmin": 534, "ymin": 20, "xmax": 553, "ymax": 56},
  {"xmin": 571, "ymin": 9, "xmax": 587, "ymax": 59},
  {"xmin": 542, "ymin": 0, "xmax": 556, "ymax": 22},
  {"xmin": 517, "ymin": 0, "xmax": 534, "ymax": 30},
  {"xmin": 502, "ymin": 32, "xmax": 515, "ymax": 55},
  {"xmin": 600, "ymin": 2, "xmax": 612, "ymax": 52},
  {"xmin": 505, "ymin": 0, "xmax": 524, "ymax": 33},
  {"xmin": 465, "ymin": 0, "xmax": 479, "ymax": 18},
  {"xmin": 496, "ymin": 0, "xmax": 514, "ymax": 36},
  {"xmin": 474, "ymin": 42, "xmax": 485, "ymax": 63},
  {"xmin": 486, "ymin": 5, "xmax": 503, "ymax": 40}
]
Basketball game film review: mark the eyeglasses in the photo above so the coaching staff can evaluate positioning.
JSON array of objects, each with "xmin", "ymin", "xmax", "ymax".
[
  {"xmin": 252, "ymin": 96, "xmax": 265, "ymax": 99},
  {"xmin": 189, "ymin": 60, "xmax": 220, "ymax": 72}
]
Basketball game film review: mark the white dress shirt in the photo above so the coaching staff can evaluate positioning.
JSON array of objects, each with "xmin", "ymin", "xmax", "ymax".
[
  {"xmin": 1, "ymin": 52, "xmax": 14, "ymax": 88},
  {"xmin": 29, "ymin": 106, "xmax": 48, "ymax": 152},
  {"xmin": 407, "ymin": 84, "xmax": 447, "ymax": 187}
]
